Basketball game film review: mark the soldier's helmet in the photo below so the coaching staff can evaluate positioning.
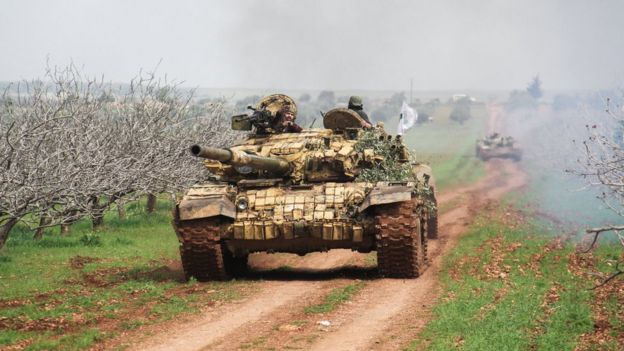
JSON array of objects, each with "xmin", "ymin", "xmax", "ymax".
[
  {"xmin": 348, "ymin": 96, "xmax": 364, "ymax": 109},
  {"xmin": 256, "ymin": 94, "xmax": 297, "ymax": 118}
]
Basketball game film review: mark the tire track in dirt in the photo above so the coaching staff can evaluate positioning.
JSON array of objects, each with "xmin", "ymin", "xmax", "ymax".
[
  {"xmin": 199, "ymin": 250, "xmax": 377, "ymax": 350},
  {"xmin": 124, "ymin": 248, "xmax": 374, "ymax": 351},
  {"xmin": 127, "ymin": 281, "xmax": 325, "ymax": 351},
  {"xmin": 206, "ymin": 278, "xmax": 358, "ymax": 351}
]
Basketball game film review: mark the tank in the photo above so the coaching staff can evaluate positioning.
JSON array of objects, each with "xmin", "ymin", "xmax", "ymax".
[
  {"xmin": 476, "ymin": 133, "xmax": 522, "ymax": 161},
  {"xmin": 173, "ymin": 95, "xmax": 438, "ymax": 281}
]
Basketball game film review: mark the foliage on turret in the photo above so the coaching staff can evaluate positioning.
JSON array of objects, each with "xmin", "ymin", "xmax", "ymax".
[{"xmin": 354, "ymin": 129, "xmax": 416, "ymax": 182}]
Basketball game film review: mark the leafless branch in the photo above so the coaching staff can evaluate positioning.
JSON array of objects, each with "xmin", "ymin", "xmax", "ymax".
[
  {"xmin": 570, "ymin": 93, "xmax": 624, "ymax": 287},
  {"xmin": 590, "ymin": 261, "xmax": 624, "ymax": 290},
  {"xmin": 0, "ymin": 63, "xmax": 238, "ymax": 246}
]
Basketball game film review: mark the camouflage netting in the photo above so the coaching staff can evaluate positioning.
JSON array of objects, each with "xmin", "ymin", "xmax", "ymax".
[{"xmin": 354, "ymin": 129, "xmax": 417, "ymax": 182}]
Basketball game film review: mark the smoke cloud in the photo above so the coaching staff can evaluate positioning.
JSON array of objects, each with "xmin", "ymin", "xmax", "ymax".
[{"xmin": 1, "ymin": 0, "xmax": 623, "ymax": 90}]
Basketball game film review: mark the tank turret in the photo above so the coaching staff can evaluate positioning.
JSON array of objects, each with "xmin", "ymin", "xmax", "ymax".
[{"xmin": 476, "ymin": 133, "xmax": 522, "ymax": 161}]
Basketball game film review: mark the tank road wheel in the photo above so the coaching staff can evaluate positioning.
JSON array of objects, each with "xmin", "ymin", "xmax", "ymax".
[
  {"xmin": 427, "ymin": 197, "xmax": 439, "ymax": 239},
  {"xmin": 375, "ymin": 200, "xmax": 427, "ymax": 278},
  {"xmin": 173, "ymin": 218, "xmax": 229, "ymax": 281}
]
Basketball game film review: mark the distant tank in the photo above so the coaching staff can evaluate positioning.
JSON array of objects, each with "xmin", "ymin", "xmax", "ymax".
[
  {"xmin": 173, "ymin": 94, "xmax": 438, "ymax": 280},
  {"xmin": 476, "ymin": 133, "xmax": 522, "ymax": 161}
]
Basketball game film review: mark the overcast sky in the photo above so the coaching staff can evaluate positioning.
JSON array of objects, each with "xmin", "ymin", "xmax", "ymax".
[{"xmin": 1, "ymin": 0, "xmax": 623, "ymax": 91}]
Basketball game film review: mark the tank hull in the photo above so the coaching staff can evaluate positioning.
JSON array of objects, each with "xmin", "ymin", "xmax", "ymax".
[
  {"xmin": 476, "ymin": 143, "xmax": 522, "ymax": 161},
  {"xmin": 173, "ymin": 180, "xmax": 436, "ymax": 280}
]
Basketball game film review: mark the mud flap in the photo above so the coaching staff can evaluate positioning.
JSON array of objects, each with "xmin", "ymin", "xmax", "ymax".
[
  {"xmin": 359, "ymin": 185, "xmax": 412, "ymax": 212},
  {"xmin": 178, "ymin": 195, "xmax": 236, "ymax": 221}
]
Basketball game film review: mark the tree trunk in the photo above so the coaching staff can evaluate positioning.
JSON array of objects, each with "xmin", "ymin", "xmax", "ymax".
[
  {"xmin": 60, "ymin": 223, "xmax": 71, "ymax": 236},
  {"xmin": 92, "ymin": 212, "xmax": 104, "ymax": 230},
  {"xmin": 89, "ymin": 196, "xmax": 105, "ymax": 230},
  {"xmin": 33, "ymin": 216, "xmax": 51, "ymax": 240},
  {"xmin": 60, "ymin": 210, "xmax": 79, "ymax": 236},
  {"xmin": 146, "ymin": 193, "xmax": 157, "ymax": 214},
  {"xmin": 117, "ymin": 198, "xmax": 127, "ymax": 220},
  {"xmin": 0, "ymin": 218, "xmax": 18, "ymax": 250}
]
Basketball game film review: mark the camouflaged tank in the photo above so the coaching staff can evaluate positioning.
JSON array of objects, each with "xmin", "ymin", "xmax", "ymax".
[
  {"xmin": 173, "ymin": 94, "xmax": 438, "ymax": 281},
  {"xmin": 476, "ymin": 133, "xmax": 522, "ymax": 161}
]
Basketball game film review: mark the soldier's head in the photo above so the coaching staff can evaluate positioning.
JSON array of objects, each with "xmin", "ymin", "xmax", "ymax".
[
  {"xmin": 275, "ymin": 105, "xmax": 296, "ymax": 128},
  {"xmin": 348, "ymin": 96, "xmax": 364, "ymax": 110}
]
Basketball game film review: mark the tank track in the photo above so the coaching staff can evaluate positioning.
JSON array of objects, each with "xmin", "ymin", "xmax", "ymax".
[
  {"xmin": 375, "ymin": 199, "xmax": 427, "ymax": 278},
  {"xmin": 173, "ymin": 218, "xmax": 234, "ymax": 281},
  {"xmin": 427, "ymin": 196, "xmax": 439, "ymax": 239},
  {"xmin": 421, "ymin": 217, "xmax": 429, "ymax": 265}
]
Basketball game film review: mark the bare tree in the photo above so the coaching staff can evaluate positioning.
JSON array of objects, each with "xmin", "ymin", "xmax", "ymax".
[
  {"xmin": 0, "ymin": 64, "xmax": 237, "ymax": 248},
  {"xmin": 0, "ymin": 65, "xmax": 107, "ymax": 247},
  {"xmin": 572, "ymin": 96, "xmax": 624, "ymax": 286}
]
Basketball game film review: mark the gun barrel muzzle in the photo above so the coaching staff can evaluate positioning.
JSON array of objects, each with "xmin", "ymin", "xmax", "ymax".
[{"xmin": 190, "ymin": 145, "xmax": 233, "ymax": 162}]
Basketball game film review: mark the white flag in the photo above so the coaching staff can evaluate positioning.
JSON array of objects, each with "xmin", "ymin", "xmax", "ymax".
[{"xmin": 397, "ymin": 101, "xmax": 417, "ymax": 135}]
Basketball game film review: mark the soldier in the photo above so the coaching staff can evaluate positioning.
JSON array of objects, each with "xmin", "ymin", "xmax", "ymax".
[
  {"xmin": 273, "ymin": 106, "xmax": 302, "ymax": 133},
  {"xmin": 348, "ymin": 96, "xmax": 372, "ymax": 127}
]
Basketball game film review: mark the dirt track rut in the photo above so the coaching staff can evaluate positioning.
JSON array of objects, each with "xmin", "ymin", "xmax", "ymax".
[{"xmin": 129, "ymin": 281, "xmax": 322, "ymax": 351}]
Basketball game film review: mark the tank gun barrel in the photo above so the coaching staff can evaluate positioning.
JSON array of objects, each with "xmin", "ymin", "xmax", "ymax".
[{"xmin": 190, "ymin": 145, "xmax": 291, "ymax": 176}]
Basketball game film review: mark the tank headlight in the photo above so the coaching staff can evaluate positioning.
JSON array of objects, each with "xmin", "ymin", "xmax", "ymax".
[{"xmin": 236, "ymin": 198, "xmax": 249, "ymax": 211}]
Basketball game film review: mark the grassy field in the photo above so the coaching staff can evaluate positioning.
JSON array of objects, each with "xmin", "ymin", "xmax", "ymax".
[
  {"xmin": 0, "ymin": 200, "xmax": 253, "ymax": 350},
  {"xmin": 408, "ymin": 201, "xmax": 624, "ymax": 351}
]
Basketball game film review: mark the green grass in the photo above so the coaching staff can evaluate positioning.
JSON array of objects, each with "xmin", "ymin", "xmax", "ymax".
[
  {"xmin": 304, "ymin": 282, "xmax": 366, "ymax": 314},
  {"xmin": 0, "ymin": 197, "xmax": 251, "ymax": 351},
  {"xmin": 406, "ymin": 208, "xmax": 620, "ymax": 351}
]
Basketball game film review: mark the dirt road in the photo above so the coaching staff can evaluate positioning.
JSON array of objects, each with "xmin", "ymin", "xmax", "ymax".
[{"xmin": 126, "ymin": 108, "xmax": 527, "ymax": 351}]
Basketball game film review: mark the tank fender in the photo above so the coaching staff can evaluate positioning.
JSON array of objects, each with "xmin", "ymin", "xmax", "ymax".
[
  {"xmin": 177, "ymin": 195, "xmax": 236, "ymax": 221},
  {"xmin": 359, "ymin": 185, "xmax": 412, "ymax": 212},
  {"xmin": 412, "ymin": 163, "xmax": 436, "ymax": 189}
]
